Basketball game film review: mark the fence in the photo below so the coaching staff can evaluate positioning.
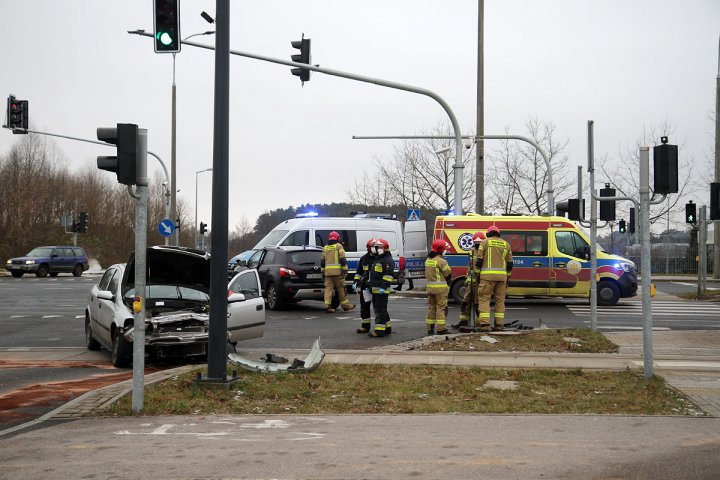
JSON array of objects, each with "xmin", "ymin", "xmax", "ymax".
[{"xmin": 623, "ymin": 243, "xmax": 715, "ymax": 275}]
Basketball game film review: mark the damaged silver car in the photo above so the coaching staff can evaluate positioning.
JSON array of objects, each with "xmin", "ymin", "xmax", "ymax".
[{"xmin": 84, "ymin": 246, "xmax": 265, "ymax": 367}]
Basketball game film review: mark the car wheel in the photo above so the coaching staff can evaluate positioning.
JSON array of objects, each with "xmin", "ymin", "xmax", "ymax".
[
  {"xmin": 49, "ymin": 272, "xmax": 59, "ymax": 277},
  {"xmin": 36, "ymin": 264, "xmax": 49, "ymax": 278},
  {"xmin": 72, "ymin": 264, "xmax": 83, "ymax": 277},
  {"xmin": 597, "ymin": 281, "xmax": 620, "ymax": 306},
  {"xmin": 226, "ymin": 342, "xmax": 237, "ymax": 355},
  {"xmin": 85, "ymin": 314, "xmax": 101, "ymax": 351},
  {"xmin": 111, "ymin": 327, "xmax": 132, "ymax": 368},
  {"xmin": 266, "ymin": 283, "xmax": 284, "ymax": 310},
  {"xmin": 10, "ymin": 271, "xmax": 23, "ymax": 278},
  {"xmin": 450, "ymin": 279, "xmax": 466, "ymax": 304}
]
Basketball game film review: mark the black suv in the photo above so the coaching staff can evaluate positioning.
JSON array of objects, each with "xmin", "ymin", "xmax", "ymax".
[{"xmin": 234, "ymin": 246, "xmax": 339, "ymax": 310}]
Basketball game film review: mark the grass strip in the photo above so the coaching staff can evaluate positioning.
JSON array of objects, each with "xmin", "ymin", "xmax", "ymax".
[{"xmin": 101, "ymin": 365, "xmax": 703, "ymax": 416}]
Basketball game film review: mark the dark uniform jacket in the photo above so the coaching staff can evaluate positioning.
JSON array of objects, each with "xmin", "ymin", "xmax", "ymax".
[
  {"xmin": 368, "ymin": 251, "xmax": 394, "ymax": 294},
  {"xmin": 353, "ymin": 252, "xmax": 373, "ymax": 289}
]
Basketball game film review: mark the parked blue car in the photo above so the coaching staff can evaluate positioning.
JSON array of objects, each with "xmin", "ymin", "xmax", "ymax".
[{"xmin": 5, "ymin": 246, "xmax": 89, "ymax": 278}]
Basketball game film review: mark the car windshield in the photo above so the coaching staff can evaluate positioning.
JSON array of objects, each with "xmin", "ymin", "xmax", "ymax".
[
  {"xmin": 124, "ymin": 285, "xmax": 209, "ymax": 303},
  {"xmin": 254, "ymin": 230, "xmax": 289, "ymax": 248},
  {"xmin": 26, "ymin": 247, "xmax": 54, "ymax": 257},
  {"xmin": 288, "ymin": 251, "xmax": 321, "ymax": 266}
]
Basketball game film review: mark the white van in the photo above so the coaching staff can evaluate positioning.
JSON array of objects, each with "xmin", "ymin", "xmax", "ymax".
[{"xmin": 253, "ymin": 214, "xmax": 427, "ymax": 282}]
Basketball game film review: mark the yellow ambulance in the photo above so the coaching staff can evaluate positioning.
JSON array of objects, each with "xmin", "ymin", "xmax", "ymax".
[{"xmin": 434, "ymin": 214, "xmax": 638, "ymax": 306}]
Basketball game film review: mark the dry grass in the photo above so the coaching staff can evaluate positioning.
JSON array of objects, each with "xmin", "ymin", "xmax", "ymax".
[
  {"xmin": 416, "ymin": 328, "xmax": 620, "ymax": 354},
  {"xmin": 102, "ymin": 364, "xmax": 703, "ymax": 417},
  {"xmin": 677, "ymin": 290, "xmax": 720, "ymax": 301}
]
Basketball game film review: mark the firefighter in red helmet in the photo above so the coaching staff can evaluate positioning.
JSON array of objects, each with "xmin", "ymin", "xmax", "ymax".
[
  {"xmin": 425, "ymin": 239, "xmax": 453, "ymax": 335},
  {"xmin": 454, "ymin": 231, "xmax": 486, "ymax": 330},
  {"xmin": 321, "ymin": 231, "xmax": 355, "ymax": 313},
  {"xmin": 474, "ymin": 225, "xmax": 513, "ymax": 331},
  {"xmin": 353, "ymin": 237, "xmax": 377, "ymax": 333},
  {"xmin": 368, "ymin": 238, "xmax": 394, "ymax": 337}
]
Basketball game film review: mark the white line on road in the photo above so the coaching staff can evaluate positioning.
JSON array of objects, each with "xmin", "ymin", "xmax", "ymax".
[
  {"xmin": 9, "ymin": 315, "xmax": 29, "ymax": 318},
  {"xmin": 597, "ymin": 326, "xmax": 672, "ymax": 330},
  {"xmin": 41, "ymin": 315, "xmax": 63, "ymax": 318}
]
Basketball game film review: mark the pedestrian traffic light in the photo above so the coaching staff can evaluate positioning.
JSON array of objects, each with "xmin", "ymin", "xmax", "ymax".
[
  {"xmin": 78, "ymin": 212, "xmax": 88, "ymax": 233},
  {"xmin": 685, "ymin": 200, "xmax": 696, "ymax": 224},
  {"xmin": 599, "ymin": 184, "xmax": 616, "ymax": 221},
  {"xmin": 290, "ymin": 35, "xmax": 311, "ymax": 83},
  {"xmin": 153, "ymin": 0, "xmax": 181, "ymax": 53},
  {"xmin": 629, "ymin": 207, "xmax": 636, "ymax": 234},
  {"xmin": 567, "ymin": 199, "xmax": 584, "ymax": 221},
  {"xmin": 711, "ymin": 183, "xmax": 720, "ymax": 221},
  {"xmin": 618, "ymin": 219, "xmax": 626, "ymax": 233},
  {"xmin": 5, "ymin": 95, "xmax": 28, "ymax": 133},
  {"xmin": 653, "ymin": 136, "xmax": 678, "ymax": 194},
  {"xmin": 97, "ymin": 123, "xmax": 139, "ymax": 185},
  {"xmin": 199, "ymin": 222, "xmax": 207, "ymax": 235}
]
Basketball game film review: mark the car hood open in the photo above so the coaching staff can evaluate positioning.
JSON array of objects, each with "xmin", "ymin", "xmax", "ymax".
[{"xmin": 122, "ymin": 246, "xmax": 211, "ymax": 296}]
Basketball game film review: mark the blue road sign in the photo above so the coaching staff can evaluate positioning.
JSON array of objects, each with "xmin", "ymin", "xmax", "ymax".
[
  {"xmin": 158, "ymin": 218, "xmax": 175, "ymax": 237},
  {"xmin": 407, "ymin": 209, "xmax": 421, "ymax": 221}
]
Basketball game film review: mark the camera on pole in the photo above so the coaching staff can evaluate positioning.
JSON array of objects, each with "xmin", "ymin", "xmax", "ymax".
[
  {"xmin": 290, "ymin": 35, "xmax": 311, "ymax": 84},
  {"xmin": 685, "ymin": 200, "xmax": 697, "ymax": 224},
  {"xmin": 653, "ymin": 136, "xmax": 678, "ymax": 194},
  {"xmin": 599, "ymin": 184, "xmax": 616, "ymax": 221},
  {"xmin": 153, "ymin": 0, "xmax": 181, "ymax": 53},
  {"xmin": 5, "ymin": 95, "xmax": 28, "ymax": 134},
  {"xmin": 97, "ymin": 123, "xmax": 146, "ymax": 186}
]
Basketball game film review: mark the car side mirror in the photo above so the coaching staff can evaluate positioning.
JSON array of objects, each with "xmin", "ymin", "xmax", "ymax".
[
  {"xmin": 228, "ymin": 293, "xmax": 246, "ymax": 303},
  {"xmin": 97, "ymin": 290, "xmax": 115, "ymax": 302},
  {"xmin": 237, "ymin": 260, "xmax": 247, "ymax": 267}
]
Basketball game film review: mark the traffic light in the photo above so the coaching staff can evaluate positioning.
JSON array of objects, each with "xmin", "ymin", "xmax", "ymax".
[
  {"xmin": 599, "ymin": 184, "xmax": 616, "ymax": 221},
  {"xmin": 78, "ymin": 212, "xmax": 88, "ymax": 233},
  {"xmin": 290, "ymin": 35, "xmax": 311, "ymax": 83},
  {"xmin": 567, "ymin": 199, "xmax": 585, "ymax": 221},
  {"xmin": 97, "ymin": 123, "xmax": 139, "ymax": 185},
  {"xmin": 711, "ymin": 183, "xmax": 720, "ymax": 221},
  {"xmin": 153, "ymin": 0, "xmax": 181, "ymax": 53},
  {"xmin": 618, "ymin": 219, "xmax": 626, "ymax": 233},
  {"xmin": 629, "ymin": 207, "xmax": 636, "ymax": 234},
  {"xmin": 5, "ymin": 95, "xmax": 28, "ymax": 133},
  {"xmin": 199, "ymin": 222, "xmax": 207, "ymax": 235},
  {"xmin": 555, "ymin": 200, "xmax": 569, "ymax": 217},
  {"xmin": 685, "ymin": 200, "xmax": 696, "ymax": 224},
  {"xmin": 653, "ymin": 136, "xmax": 678, "ymax": 194}
]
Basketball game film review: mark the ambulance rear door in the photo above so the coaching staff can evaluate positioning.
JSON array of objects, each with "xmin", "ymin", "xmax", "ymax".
[{"xmin": 502, "ymin": 230, "xmax": 550, "ymax": 295}]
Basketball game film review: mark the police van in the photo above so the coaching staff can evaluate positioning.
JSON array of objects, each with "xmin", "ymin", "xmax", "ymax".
[
  {"xmin": 434, "ymin": 214, "xmax": 638, "ymax": 306},
  {"xmin": 254, "ymin": 213, "xmax": 428, "ymax": 283}
]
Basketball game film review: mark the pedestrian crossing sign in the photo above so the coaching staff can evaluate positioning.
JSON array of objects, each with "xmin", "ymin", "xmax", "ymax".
[{"xmin": 407, "ymin": 209, "xmax": 421, "ymax": 221}]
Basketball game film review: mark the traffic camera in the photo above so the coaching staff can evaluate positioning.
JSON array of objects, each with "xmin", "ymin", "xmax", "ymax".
[
  {"xmin": 290, "ymin": 35, "xmax": 311, "ymax": 83},
  {"xmin": 599, "ymin": 184, "xmax": 616, "ymax": 221},
  {"xmin": 97, "ymin": 123, "xmax": 144, "ymax": 186},
  {"xmin": 153, "ymin": 0, "xmax": 181, "ymax": 53},
  {"xmin": 5, "ymin": 95, "xmax": 28, "ymax": 133},
  {"xmin": 653, "ymin": 136, "xmax": 678, "ymax": 195},
  {"xmin": 685, "ymin": 200, "xmax": 696, "ymax": 224}
]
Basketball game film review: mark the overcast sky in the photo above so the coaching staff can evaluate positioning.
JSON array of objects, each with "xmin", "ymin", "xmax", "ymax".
[{"xmin": 1, "ymin": 0, "xmax": 718, "ymax": 231}]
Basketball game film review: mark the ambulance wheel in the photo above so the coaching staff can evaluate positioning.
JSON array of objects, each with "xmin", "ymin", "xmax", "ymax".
[
  {"xmin": 450, "ymin": 280, "xmax": 465, "ymax": 304},
  {"xmin": 597, "ymin": 281, "xmax": 620, "ymax": 306}
]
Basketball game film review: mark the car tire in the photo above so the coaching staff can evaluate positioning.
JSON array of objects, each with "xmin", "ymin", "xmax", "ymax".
[
  {"xmin": 111, "ymin": 327, "xmax": 132, "ymax": 368},
  {"xmin": 10, "ymin": 271, "xmax": 23, "ymax": 278},
  {"xmin": 72, "ymin": 264, "xmax": 83, "ymax": 277},
  {"xmin": 597, "ymin": 280, "xmax": 620, "ymax": 306},
  {"xmin": 49, "ymin": 272, "xmax": 59, "ymax": 277},
  {"xmin": 450, "ymin": 279, "xmax": 466, "ymax": 304},
  {"xmin": 36, "ymin": 264, "xmax": 49, "ymax": 278},
  {"xmin": 266, "ymin": 283, "xmax": 284, "ymax": 310},
  {"xmin": 85, "ymin": 314, "xmax": 101, "ymax": 351},
  {"xmin": 226, "ymin": 342, "xmax": 237, "ymax": 355}
]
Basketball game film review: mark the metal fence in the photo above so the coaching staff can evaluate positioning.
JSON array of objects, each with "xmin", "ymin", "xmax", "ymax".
[{"xmin": 623, "ymin": 243, "xmax": 715, "ymax": 275}]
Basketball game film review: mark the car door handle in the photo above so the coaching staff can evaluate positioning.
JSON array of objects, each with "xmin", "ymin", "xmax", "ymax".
[
  {"xmin": 256, "ymin": 305, "xmax": 263, "ymax": 311},
  {"xmin": 555, "ymin": 262, "xmax": 566, "ymax": 268},
  {"xmin": 532, "ymin": 262, "xmax": 543, "ymax": 267}
]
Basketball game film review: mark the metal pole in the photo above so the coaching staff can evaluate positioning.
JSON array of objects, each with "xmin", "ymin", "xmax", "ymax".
[
  {"xmin": 132, "ymin": 128, "xmax": 148, "ymax": 412},
  {"xmin": 639, "ymin": 147, "xmax": 653, "ymax": 379},
  {"xmin": 700, "ymin": 206, "xmax": 708, "ymax": 297},
  {"xmin": 714, "ymin": 34, "xmax": 720, "ymax": 279},
  {"xmin": 73, "ymin": 232, "xmax": 77, "ymax": 247},
  {"xmin": 578, "ymin": 165, "xmax": 583, "ymax": 201},
  {"xmin": 128, "ymin": 30, "xmax": 466, "ymax": 215},
  {"xmin": 206, "ymin": 0, "xmax": 230, "ymax": 381},
  {"xmin": 195, "ymin": 171, "xmax": 199, "ymax": 249},
  {"xmin": 665, "ymin": 197, "xmax": 670, "ymax": 274},
  {"xmin": 588, "ymin": 121, "xmax": 598, "ymax": 332},
  {"xmin": 476, "ymin": 0, "xmax": 484, "ymax": 214},
  {"xmin": 171, "ymin": 54, "xmax": 178, "ymax": 246}
]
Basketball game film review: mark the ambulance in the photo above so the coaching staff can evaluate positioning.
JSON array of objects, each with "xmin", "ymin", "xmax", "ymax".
[{"xmin": 434, "ymin": 214, "xmax": 638, "ymax": 306}]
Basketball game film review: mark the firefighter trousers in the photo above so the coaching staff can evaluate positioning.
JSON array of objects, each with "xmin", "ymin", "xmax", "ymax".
[
  {"xmin": 359, "ymin": 289, "xmax": 372, "ymax": 329},
  {"xmin": 371, "ymin": 293, "xmax": 390, "ymax": 334},
  {"xmin": 459, "ymin": 279, "xmax": 478, "ymax": 322},
  {"xmin": 426, "ymin": 291, "xmax": 448, "ymax": 330},
  {"xmin": 324, "ymin": 275, "xmax": 349, "ymax": 307},
  {"xmin": 478, "ymin": 279, "xmax": 507, "ymax": 326}
]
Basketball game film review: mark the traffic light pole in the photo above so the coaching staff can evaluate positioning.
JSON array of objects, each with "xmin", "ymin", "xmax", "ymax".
[
  {"xmin": 698, "ymin": 206, "xmax": 708, "ymax": 298},
  {"xmin": 128, "ymin": 30, "xmax": 467, "ymax": 216}
]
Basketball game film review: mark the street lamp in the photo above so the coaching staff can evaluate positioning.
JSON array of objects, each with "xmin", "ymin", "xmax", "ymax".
[
  {"xmin": 195, "ymin": 168, "xmax": 213, "ymax": 249},
  {"xmin": 170, "ymin": 26, "xmax": 215, "ymax": 245}
]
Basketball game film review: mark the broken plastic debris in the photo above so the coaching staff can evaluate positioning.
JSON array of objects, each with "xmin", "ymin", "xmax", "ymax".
[
  {"xmin": 480, "ymin": 335, "xmax": 498, "ymax": 344},
  {"xmin": 228, "ymin": 337, "xmax": 325, "ymax": 373}
]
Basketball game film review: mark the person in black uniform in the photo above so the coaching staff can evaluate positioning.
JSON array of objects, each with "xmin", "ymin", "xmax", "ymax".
[
  {"xmin": 353, "ymin": 237, "xmax": 377, "ymax": 333},
  {"xmin": 368, "ymin": 238, "xmax": 394, "ymax": 337}
]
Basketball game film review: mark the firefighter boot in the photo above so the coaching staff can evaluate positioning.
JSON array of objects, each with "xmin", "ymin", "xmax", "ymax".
[
  {"xmin": 492, "ymin": 324, "xmax": 504, "ymax": 332},
  {"xmin": 356, "ymin": 322, "xmax": 370, "ymax": 334},
  {"xmin": 341, "ymin": 303, "xmax": 356, "ymax": 312},
  {"xmin": 451, "ymin": 320, "xmax": 469, "ymax": 330},
  {"xmin": 326, "ymin": 308, "xmax": 336, "ymax": 313},
  {"xmin": 426, "ymin": 324, "xmax": 435, "ymax": 336},
  {"xmin": 436, "ymin": 327, "xmax": 450, "ymax": 335}
]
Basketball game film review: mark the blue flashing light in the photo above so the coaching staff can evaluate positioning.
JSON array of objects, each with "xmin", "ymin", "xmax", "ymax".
[{"xmin": 296, "ymin": 211, "xmax": 319, "ymax": 218}]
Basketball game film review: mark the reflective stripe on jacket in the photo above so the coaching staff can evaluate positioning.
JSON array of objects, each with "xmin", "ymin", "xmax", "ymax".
[
  {"xmin": 476, "ymin": 237, "xmax": 513, "ymax": 281},
  {"xmin": 425, "ymin": 256, "xmax": 451, "ymax": 294},
  {"xmin": 321, "ymin": 243, "xmax": 348, "ymax": 277},
  {"xmin": 464, "ymin": 247, "xmax": 482, "ymax": 283},
  {"xmin": 369, "ymin": 251, "xmax": 394, "ymax": 293}
]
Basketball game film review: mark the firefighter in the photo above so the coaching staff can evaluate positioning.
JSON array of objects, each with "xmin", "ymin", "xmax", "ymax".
[
  {"xmin": 353, "ymin": 237, "xmax": 377, "ymax": 333},
  {"xmin": 321, "ymin": 231, "xmax": 355, "ymax": 313},
  {"xmin": 425, "ymin": 239, "xmax": 452, "ymax": 335},
  {"xmin": 368, "ymin": 238, "xmax": 394, "ymax": 337},
  {"xmin": 474, "ymin": 225, "xmax": 513, "ymax": 331},
  {"xmin": 453, "ymin": 231, "xmax": 486, "ymax": 330}
]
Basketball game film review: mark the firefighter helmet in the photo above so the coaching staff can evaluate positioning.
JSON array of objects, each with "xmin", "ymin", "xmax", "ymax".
[
  {"xmin": 328, "ymin": 231, "xmax": 340, "ymax": 241},
  {"xmin": 379, "ymin": 238, "xmax": 390, "ymax": 250},
  {"xmin": 473, "ymin": 231, "xmax": 486, "ymax": 243},
  {"xmin": 487, "ymin": 226, "xmax": 500, "ymax": 236},
  {"xmin": 431, "ymin": 239, "xmax": 449, "ymax": 254},
  {"xmin": 366, "ymin": 237, "xmax": 378, "ymax": 251}
]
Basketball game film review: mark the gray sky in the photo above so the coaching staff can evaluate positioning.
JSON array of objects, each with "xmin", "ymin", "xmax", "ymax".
[{"xmin": 1, "ymin": 0, "xmax": 718, "ymax": 231}]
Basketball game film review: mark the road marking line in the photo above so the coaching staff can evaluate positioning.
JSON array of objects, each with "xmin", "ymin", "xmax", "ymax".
[
  {"xmin": 597, "ymin": 326, "xmax": 672, "ymax": 330},
  {"xmin": 10, "ymin": 315, "xmax": 29, "ymax": 318},
  {"xmin": 41, "ymin": 315, "xmax": 63, "ymax": 318}
]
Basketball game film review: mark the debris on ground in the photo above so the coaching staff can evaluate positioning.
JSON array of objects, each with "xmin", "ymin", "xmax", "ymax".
[{"xmin": 228, "ymin": 338, "xmax": 325, "ymax": 373}]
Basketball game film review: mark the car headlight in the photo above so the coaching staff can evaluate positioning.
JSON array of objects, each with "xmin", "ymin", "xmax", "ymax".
[
  {"xmin": 619, "ymin": 262, "xmax": 635, "ymax": 273},
  {"xmin": 5, "ymin": 259, "xmax": 10, "ymax": 264},
  {"xmin": 25, "ymin": 260, "xmax": 36, "ymax": 265}
]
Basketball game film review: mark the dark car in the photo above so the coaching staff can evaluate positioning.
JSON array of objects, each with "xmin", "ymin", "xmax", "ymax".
[
  {"xmin": 5, "ymin": 246, "xmax": 89, "ymax": 278},
  {"xmin": 235, "ymin": 246, "xmax": 339, "ymax": 310},
  {"xmin": 227, "ymin": 249, "xmax": 257, "ymax": 280}
]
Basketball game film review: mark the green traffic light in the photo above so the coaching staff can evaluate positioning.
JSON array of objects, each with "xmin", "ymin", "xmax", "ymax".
[{"xmin": 157, "ymin": 31, "xmax": 174, "ymax": 46}]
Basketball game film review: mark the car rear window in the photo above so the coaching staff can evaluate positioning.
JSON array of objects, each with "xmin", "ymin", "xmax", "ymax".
[
  {"xmin": 72, "ymin": 248, "xmax": 85, "ymax": 257},
  {"xmin": 287, "ymin": 251, "xmax": 321, "ymax": 266}
]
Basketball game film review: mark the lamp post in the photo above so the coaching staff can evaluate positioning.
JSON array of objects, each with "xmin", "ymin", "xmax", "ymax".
[
  {"xmin": 170, "ymin": 29, "xmax": 215, "ymax": 246},
  {"xmin": 195, "ymin": 167, "xmax": 213, "ymax": 249}
]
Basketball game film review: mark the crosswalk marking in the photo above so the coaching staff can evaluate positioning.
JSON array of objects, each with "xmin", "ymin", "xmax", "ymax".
[{"xmin": 568, "ymin": 301, "xmax": 720, "ymax": 318}]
